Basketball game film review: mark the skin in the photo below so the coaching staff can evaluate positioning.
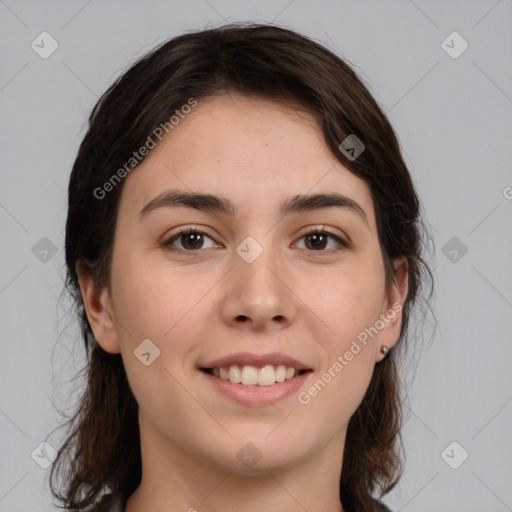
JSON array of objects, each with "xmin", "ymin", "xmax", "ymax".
[{"xmin": 77, "ymin": 92, "xmax": 408, "ymax": 512}]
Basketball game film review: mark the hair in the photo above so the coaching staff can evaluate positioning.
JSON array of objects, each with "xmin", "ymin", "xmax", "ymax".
[{"xmin": 49, "ymin": 21, "xmax": 435, "ymax": 512}]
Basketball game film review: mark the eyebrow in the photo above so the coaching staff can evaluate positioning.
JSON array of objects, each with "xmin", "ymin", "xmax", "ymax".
[{"xmin": 139, "ymin": 190, "xmax": 369, "ymax": 228}]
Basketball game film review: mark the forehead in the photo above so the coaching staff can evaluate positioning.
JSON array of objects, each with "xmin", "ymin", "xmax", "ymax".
[{"xmin": 117, "ymin": 93, "xmax": 376, "ymax": 229}]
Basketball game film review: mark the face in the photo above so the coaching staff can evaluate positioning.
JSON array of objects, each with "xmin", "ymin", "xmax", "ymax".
[{"xmin": 79, "ymin": 92, "xmax": 408, "ymax": 478}]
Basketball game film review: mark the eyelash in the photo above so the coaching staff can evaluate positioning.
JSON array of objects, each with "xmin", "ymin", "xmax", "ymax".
[{"xmin": 163, "ymin": 226, "xmax": 351, "ymax": 256}]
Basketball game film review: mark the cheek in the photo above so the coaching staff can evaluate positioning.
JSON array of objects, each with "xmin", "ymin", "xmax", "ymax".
[
  {"xmin": 307, "ymin": 261, "xmax": 384, "ymax": 419},
  {"xmin": 317, "ymin": 266, "xmax": 385, "ymax": 347},
  {"xmin": 112, "ymin": 261, "xmax": 210, "ymax": 427},
  {"xmin": 112, "ymin": 273, "xmax": 170, "ymax": 340},
  {"xmin": 295, "ymin": 342, "xmax": 375, "ymax": 445},
  {"xmin": 111, "ymin": 257, "xmax": 221, "ymax": 386},
  {"xmin": 111, "ymin": 255, "xmax": 210, "ymax": 339}
]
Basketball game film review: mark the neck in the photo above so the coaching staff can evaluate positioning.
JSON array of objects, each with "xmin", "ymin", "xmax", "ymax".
[{"xmin": 126, "ymin": 417, "xmax": 346, "ymax": 512}]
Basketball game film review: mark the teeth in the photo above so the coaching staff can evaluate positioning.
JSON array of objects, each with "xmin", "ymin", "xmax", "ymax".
[
  {"xmin": 258, "ymin": 365, "xmax": 275, "ymax": 386},
  {"xmin": 275, "ymin": 365, "xmax": 286, "ymax": 383},
  {"xmin": 228, "ymin": 365, "xmax": 242, "ymax": 383},
  {"xmin": 285, "ymin": 366, "xmax": 295, "ymax": 379},
  {"xmin": 213, "ymin": 364, "xmax": 301, "ymax": 386},
  {"xmin": 241, "ymin": 365, "xmax": 259, "ymax": 385}
]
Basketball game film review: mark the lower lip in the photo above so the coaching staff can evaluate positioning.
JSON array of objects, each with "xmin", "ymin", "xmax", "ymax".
[{"xmin": 200, "ymin": 370, "xmax": 312, "ymax": 405}]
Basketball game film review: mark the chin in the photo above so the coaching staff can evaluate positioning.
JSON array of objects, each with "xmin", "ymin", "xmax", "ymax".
[{"xmin": 203, "ymin": 433, "xmax": 309, "ymax": 475}]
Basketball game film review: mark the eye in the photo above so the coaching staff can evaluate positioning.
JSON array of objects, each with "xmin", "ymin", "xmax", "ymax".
[
  {"xmin": 163, "ymin": 227, "xmax": 218, "ymax": 252},
  {"xmin": 294, "ymin": 227, "xmax": 351, "ymax": 254},
  {"xmin": 163, "ymin": 226, "xmax": 351, "ymax": 255}
]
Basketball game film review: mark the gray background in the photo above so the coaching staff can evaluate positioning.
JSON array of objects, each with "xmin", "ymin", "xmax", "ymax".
[{"xmin": 1, "ymin": 1, "xmax": 511, "ymax": 511}]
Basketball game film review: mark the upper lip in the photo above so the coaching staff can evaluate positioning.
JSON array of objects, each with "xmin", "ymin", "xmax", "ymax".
[{"xmin": 201, "ymin": 352, "xmax": 311, "ymax": 370}]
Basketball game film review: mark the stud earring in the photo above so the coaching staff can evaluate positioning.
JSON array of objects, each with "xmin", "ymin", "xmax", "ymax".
[{"xmin": 381, "ymin": 345, "xmax": 390, "ymax": 356}]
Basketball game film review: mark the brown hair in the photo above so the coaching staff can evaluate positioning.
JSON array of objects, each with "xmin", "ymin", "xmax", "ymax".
[{"xmin": 49, "ymin": 21, "xmax": 435, "ymax": 512}]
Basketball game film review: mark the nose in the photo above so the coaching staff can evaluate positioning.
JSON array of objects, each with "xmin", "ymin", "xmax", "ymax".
[{"xmin": 219, "ymin": 240, "xmax": 297, "ymax": 332}]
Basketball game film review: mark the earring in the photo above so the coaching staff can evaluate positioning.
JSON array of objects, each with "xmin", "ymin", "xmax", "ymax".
[{"xmin": 381, "ymin": 345, "xmax": 390, "ymax": 356}]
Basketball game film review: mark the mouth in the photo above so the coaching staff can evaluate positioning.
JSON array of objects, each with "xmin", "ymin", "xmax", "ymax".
[{"xmin": 200, "ymin": 365, "xmax": 312, "ymax": 386}]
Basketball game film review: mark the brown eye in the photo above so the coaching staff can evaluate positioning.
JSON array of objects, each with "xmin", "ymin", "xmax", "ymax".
[
  {"xmin": 179, "ymin": 232, "xmax": 204, "ymax": 250},
  {"xmin": 304, "ymin": 232, "xmax": 329, "ymax": 250},
  {"xmin": 164, "ymin": 229, "xmax": 217, "ymax": 252},
  {"xmin": 163, "ymin": 227, "xmax": 350, "ymax": 255},
  {"xmin": 296, "ymin": 229, "xmax": 350, "ymax": 254}
]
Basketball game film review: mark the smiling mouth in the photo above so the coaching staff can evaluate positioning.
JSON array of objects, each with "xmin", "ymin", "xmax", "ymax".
[{"xmin": 201, "ymin": 365, "xmax": 312, "ymax": 386}]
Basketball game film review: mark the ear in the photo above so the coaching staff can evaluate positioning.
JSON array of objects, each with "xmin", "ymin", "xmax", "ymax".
[
  {"xmin": 375, "ymin": 256, "xmax": 409, "ymax": 362},
  {"xmin": 76, "ymin": 260, "xmax": 121, "ymax": 354}
]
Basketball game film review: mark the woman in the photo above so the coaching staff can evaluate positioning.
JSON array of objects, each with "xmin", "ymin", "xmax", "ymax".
[{"xmin": 49, "ymin": 22, "xmax": 434, "ymax": 512}]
